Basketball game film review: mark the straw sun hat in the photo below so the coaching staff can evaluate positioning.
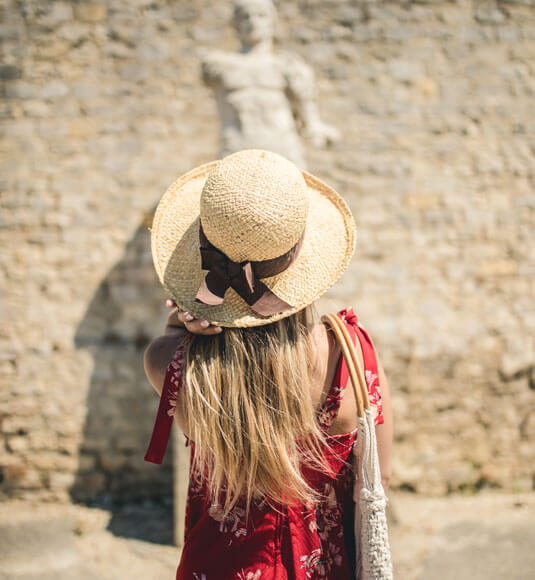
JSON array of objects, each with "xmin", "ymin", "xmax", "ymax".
[{"xmin": 151, "ymin": 149, "xmax": 356, "ymax": 327}]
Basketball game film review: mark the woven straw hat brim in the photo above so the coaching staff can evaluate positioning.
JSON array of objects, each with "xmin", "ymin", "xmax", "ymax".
[{"xmin": 151, "ymin": 160, "xmax": 356, "ymax": 327}]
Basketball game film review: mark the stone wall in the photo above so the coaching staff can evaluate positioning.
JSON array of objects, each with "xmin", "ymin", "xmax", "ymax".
[{"xmin": 1, "ymin": 0, "xmax": 534, "ymax": 504}]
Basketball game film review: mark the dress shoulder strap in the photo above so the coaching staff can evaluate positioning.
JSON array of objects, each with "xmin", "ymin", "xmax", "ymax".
[
  {"xmin": 316, "ymin": 310, "xmax": 358, "ymax": 431},
  {"xmin": 317, "ymin": 307, "xmax": 384, "ymax": 430},
  {"xmin": 338, "ymin": 307, "xmax": 384, "ymax": 425},
  {"xmin": 144, "ymin": 333, "xmax": 192, "ymax": 464}
]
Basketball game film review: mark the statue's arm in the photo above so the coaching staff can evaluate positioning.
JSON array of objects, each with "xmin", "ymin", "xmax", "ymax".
[
  {"xmin": 280, "ymin": 52, "xmax": 319, "ymax": 129},
  {"xmin": 201, "ymin": 51, "xmax": 224, "ymax": 88},
  {"xmin": 280, "ymin": 52, "xmax": 340, "ymax": 146}
]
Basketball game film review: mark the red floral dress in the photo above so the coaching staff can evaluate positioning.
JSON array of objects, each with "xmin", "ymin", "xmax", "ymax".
[{"xmin": 144, "ymin": 308, "xmax": 384, "ymax": 580}]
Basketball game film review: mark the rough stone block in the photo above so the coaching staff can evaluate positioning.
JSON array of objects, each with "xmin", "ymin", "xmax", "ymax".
[
  {"xmin": 75, "ymin": 4, "xmax": 108, "ymax": 23},
  {"xmin": 477, "ymin": 260, "xmax": 518, "ymax": 278},
  {"xmin": 6, "ymin": 437, "xmax": 29, "ymax": 453}
]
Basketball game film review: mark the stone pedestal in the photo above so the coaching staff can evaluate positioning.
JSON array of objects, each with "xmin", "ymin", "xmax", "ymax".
[{"xmin": 173, "ymin": 429, "xmax": 190, "ymax": 547}]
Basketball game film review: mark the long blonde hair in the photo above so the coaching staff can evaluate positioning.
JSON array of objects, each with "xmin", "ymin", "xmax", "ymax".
[{"xmin": 181, "ymin": 303, "xmax": 336, "ymax": 519}]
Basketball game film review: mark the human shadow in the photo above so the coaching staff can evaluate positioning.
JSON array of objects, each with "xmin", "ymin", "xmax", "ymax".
[{"xmin": 72, "ymin": 210, "xmax": 175, "ymax": 544}]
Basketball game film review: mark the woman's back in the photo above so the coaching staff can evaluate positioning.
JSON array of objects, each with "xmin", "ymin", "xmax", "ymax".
[{"xmin": 145, "ymin": 308, "xmax": 385, "ymax": 579}]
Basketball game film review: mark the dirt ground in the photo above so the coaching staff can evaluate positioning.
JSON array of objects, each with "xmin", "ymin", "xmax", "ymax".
[{"xmin": 1, "ymin": 490, "xmax": 534, "ymax": 579}]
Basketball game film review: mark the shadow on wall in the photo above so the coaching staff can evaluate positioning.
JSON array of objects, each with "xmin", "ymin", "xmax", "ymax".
[{"xmin": 72, "ymin": 212, "xmax": 175, "ymax": 544}]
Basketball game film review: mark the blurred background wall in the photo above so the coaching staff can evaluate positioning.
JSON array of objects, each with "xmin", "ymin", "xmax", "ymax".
[{"xmin": 1, "ymin": 0, "xmax": 534, "ymax": 509}]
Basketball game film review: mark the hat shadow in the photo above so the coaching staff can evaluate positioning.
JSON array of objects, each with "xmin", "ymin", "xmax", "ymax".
[{"xmin": 72, "ymin": 212, "xmax": 175, "ymax": 544}]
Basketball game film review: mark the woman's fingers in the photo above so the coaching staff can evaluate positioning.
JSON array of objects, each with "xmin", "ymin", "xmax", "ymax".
[
  {"xmin": 177, "ymin": 311, "xmax": 194, "ymax": 324},
  {"xmin": 167, "ymin": 303, "xmax": 222, "ymax": 334},
  {"xmin": 186, "ymin": 320, "xmax": 223, "ymax": 335},
  {"xmin": 177, "ymin": 310, "xmax": 223, "ymax": 335}
]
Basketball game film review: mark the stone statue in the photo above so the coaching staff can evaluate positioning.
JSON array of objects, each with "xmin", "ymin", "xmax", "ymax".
[{"xmin": 201, "ymin": 0, "xmax": 340, "ymax": 168}]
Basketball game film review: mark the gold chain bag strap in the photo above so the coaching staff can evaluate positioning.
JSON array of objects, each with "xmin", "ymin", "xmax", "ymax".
[{"xmin": 322, "ymin": 314, "xmax": 394, "ymax": 580}]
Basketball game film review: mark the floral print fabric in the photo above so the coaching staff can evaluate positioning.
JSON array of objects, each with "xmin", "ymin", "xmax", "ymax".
[{"xmin": 168, "ymin": 308, "xmax": 383, "ymax": 579}]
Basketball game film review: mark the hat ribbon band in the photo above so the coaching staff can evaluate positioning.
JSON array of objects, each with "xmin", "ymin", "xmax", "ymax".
[{"xmin": 195, "ymin": 224, "xmax": 305, "ymax": 317}]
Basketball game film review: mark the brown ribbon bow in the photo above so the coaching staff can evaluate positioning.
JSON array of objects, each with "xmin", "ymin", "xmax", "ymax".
[{"xmin": 195, "ymin": 224, "xmax": 304, "ymax": 317}]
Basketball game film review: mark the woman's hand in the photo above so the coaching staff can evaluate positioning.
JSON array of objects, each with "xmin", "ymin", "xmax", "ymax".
[{"xmin": 165, "ymin": 299, "xmax": 223, "ymax": 336}]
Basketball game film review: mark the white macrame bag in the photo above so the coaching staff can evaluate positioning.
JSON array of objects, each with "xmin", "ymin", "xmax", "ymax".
[{"xmin": 322, "ymin": 314, "xmax": 394, "ymax": 580}]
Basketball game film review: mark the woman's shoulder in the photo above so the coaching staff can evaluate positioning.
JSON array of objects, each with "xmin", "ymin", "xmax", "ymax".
[{"xmin": 143, "ymin": 331, "xmax": 189, "ymax": 395}]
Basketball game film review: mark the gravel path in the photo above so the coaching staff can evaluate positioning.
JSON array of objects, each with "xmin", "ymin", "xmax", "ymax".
[{"xmin": 1, "ymin": 491, "xmax": 533, "ymax": 579}]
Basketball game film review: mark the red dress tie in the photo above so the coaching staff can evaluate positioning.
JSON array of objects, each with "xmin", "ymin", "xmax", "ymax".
[{"xmin": 144, "ymin": 333, "xmax": 192, "ymax": 464}]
